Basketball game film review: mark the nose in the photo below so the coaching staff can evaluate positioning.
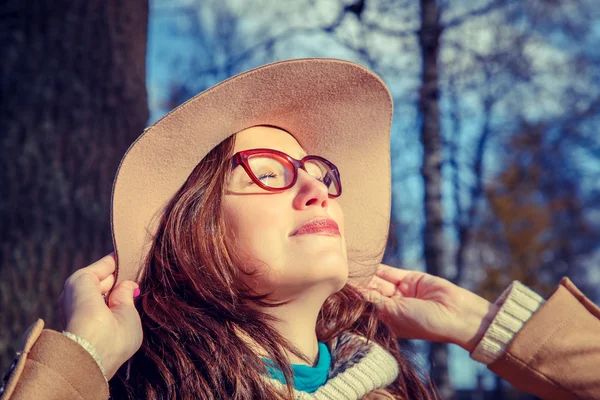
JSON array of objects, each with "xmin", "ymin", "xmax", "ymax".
[{"xmin": 292, "ymin": 169, "xmax": 329, "ymax": 210}]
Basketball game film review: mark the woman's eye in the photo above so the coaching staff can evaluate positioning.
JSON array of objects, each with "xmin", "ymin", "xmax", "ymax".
[
  {"xmin": 258, "ymin": 173, "xmax": 278, "ymax": 181},
  {"xmin": 248, "ymin": 173, "xmax": 278, "ymax": 185},
  {"xmin": 316, "ymin": 174, "xmax": 331, "ymax": 186}
]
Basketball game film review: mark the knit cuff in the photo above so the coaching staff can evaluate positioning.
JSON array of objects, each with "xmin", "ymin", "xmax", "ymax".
[
  {"xmin": 471, "ymin": 281, "xmax": 545, "ymax": 365},
  {"xmin": 62, "ymin": 331, "xmax": 108, "ymax": 382}
]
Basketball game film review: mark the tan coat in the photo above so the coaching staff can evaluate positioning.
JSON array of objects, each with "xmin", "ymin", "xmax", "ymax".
[{"xmin": 1, "ymin": 278, "xmax": 599, "ymax": 400}]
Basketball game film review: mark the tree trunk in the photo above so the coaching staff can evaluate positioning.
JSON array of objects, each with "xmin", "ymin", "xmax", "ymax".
[
  {"xmin": 418, "ymin": 0, "xmax": 454, "ymax": 397},
  {"xmin": 0, "ymin": 0, "xmax": 149, "ymax": 369}
]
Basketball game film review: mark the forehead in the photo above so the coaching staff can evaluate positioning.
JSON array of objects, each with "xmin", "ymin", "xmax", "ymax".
[{"xmin": 233, "ymin": 126, "xmax": 307, "ymax": 159}]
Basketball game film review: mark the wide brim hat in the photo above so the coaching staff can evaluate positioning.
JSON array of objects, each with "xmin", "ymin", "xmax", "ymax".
[{"xmin": 110, "ymin": 58, "xmax": 393, "ymax": 290}]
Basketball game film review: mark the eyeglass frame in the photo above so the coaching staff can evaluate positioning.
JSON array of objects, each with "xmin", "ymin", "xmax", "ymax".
[{"xmin": 230, "ymin": 148, "xmax": 343, "ymax": 198}]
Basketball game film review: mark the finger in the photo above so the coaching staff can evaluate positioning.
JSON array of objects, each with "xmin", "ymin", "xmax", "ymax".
[
  {"xmin": 99, "ymin": 273, "xmax": 116, "ymax": 294},
  {"xmin": 108, "ymin": 281, "xmax": 142, "ymax": 339},
  {"xmin": 64, "ymin": 253, "xmax": 116, "ymax": 295},
  {"xmin": 359, "ymin": 287, "xmax": 392, "ymax": 307},
  {"xmin": 375, "ymin": 264, "xmax": 413, "ymax": 286},
  {"xmin": 367, "ymin": 275, "xmax": 398, "ymax": 297},
  {"xmin": 359, "ymin": 286, "xmax": 383, "ymax": 303},
  {"xmin": 108, "ymin": 280, "xmax": 139, "ymax": 310},
  {"xmin": 65, "ymin": 272, "xmax": 104, "ymax": 301},
  {"xmin": 83, "ymin": 253, "xmax": 117, "ymax": 281}
]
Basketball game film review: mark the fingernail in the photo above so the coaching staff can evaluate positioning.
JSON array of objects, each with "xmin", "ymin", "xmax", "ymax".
[{"xmin": 133, "ymin": 288, "xmax": 141, "ymax": 299}]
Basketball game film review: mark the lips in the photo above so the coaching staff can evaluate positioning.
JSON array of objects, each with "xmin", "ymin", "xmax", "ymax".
[{"xmin": 291, "ymin": 217, "xmax": 341, "ymax": 237}]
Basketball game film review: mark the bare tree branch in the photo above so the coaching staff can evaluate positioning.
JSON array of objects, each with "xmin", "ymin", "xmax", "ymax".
[
  {"xmin": 361, "ymin": 21, "xmax": 416, "ymax": 38},
  {"xmin": 444, "ymin": 0, "xmax": 517, "ymax": 29}
]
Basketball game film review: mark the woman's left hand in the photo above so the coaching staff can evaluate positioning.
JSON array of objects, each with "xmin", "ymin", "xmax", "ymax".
[
  {"xmin": 59, "ymin": 253, "xmax": 143, "ymax": 380},
  {"xmin": 362, "ymin": 264, "xmax": 499, "ymax": 352}
]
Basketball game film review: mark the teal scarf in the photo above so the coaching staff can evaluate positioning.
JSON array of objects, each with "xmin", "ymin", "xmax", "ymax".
[{"xmin": 263, "ymin": 342, "xmax": 331, "ymax": 393}]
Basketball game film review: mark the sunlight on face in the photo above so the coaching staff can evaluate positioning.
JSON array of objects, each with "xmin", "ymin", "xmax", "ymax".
[{"xmin": 221, "ymin": 126, "xmax": 348, "ymax": 301}]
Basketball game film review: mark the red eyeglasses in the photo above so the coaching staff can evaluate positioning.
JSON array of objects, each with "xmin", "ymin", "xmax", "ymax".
[{"xmin": 231, "ymin": 148, "xmax": 342, "ymax": 198}]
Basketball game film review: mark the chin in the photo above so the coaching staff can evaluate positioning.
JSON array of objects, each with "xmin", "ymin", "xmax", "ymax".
[
  {"xmin": 287, "ymin": 260, "xmax": 348, "ymax": 297},
  {"xmin": 321, "ymin": 261, "xmax": 349, "ymax": 294}
]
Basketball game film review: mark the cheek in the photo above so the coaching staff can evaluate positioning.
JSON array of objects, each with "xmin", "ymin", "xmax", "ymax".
[
  {"xmin": 333, "ymin": 203, "xmax": 348, "ymax": 259},
  {"xmin": 329, "ymin": 201, "xmax": 346, "ymax": 238},
  {"xmin": 223, "ymin": 198, "xmax": 288, "ymax": 265},
  {"xmin": 222, "ymin": 196, "xmax": 348, "ymax": 293}
]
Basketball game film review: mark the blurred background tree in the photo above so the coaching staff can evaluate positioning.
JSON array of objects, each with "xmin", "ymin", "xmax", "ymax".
[
  {"xmin": 0, "ymin": 0, "xmax": 148, "ymax": 370},
  {"xmin": 2, "ymin": 0, "xmax": 599, "ymax": 398}
]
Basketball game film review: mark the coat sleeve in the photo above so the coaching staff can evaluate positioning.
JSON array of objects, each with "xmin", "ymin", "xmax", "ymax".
[
  {"xmin": 487, "ymin": 278, "xmax": 600, "ymax": 400},
  {"xmin": 0, "ymin": 319, "xmax": 109, "ymax": 400}
]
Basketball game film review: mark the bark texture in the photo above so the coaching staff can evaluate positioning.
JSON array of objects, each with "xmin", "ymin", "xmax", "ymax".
[
  {"xmin": 418, "ymin": 0, "xmax": 453, "ymax": 397},
  {"xmin": 0, "ymin": 0, "xmax": 149, "ymax": 369}
]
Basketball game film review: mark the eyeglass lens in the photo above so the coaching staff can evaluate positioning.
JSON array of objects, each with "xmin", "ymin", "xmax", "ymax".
[{"xmin": 246, "ymin": 153, "xmax": 340, "ymax": 196}]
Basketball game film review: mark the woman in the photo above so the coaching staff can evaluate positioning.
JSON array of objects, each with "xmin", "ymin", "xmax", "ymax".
[{"xmin": 2, "ymin": 59, "xmax": 599, "ymax": 400}]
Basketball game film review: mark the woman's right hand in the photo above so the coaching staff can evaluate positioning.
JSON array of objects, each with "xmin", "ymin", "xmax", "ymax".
[
  {"xmin": 362, "ymin": 264, "xmax": 499, "ymax": 352},
  {"xmin": 58, "ymin": 253, "xmax": 143, "ymax": 380}
]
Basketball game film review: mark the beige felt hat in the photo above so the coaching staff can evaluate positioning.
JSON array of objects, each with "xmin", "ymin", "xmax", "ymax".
[{"xmin": 110, "ymin": 58, "xmax": 393, "ymax": 289}]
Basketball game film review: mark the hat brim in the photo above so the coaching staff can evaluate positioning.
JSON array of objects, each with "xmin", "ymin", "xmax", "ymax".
[{"xmin": 111, "ymin": 58, "xmax": 393, "ymax": 287}]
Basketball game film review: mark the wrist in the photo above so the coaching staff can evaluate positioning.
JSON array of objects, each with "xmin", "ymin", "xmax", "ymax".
[{"xmin": 452, "ymin": 295, "xmax": 500, "ymax": 353}]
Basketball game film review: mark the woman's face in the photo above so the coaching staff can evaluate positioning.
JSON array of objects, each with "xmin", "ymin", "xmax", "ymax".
[{"xmin": 222, "ymin": 126, "xmax": 348, "ymax": 301}]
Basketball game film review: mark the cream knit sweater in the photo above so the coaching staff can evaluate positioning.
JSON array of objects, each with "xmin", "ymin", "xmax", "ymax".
[{"xmin": 471, "ymin": 281, "xmax": 545, "ymax": 364}]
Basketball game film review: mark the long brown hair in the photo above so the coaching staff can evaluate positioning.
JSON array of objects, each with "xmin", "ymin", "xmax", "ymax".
[{"xmin": 109, "ymin": 134, "xmax": 438, "ymax": 400}]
